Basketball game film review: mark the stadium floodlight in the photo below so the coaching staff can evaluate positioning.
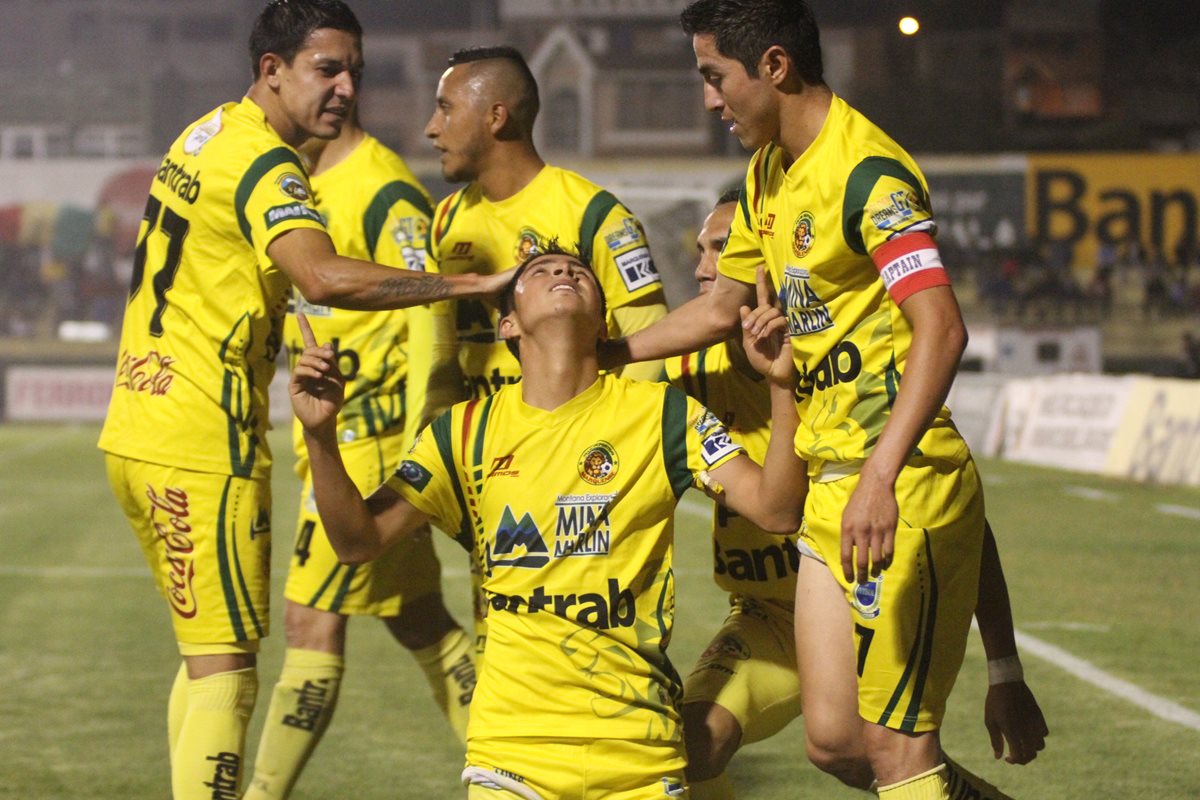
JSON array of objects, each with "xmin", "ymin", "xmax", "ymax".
[{"xmin": 898, "ymin": 16, "xmax": 920, "ymax": 36}]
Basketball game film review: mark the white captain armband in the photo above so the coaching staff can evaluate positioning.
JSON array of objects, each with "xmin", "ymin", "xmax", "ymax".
[{"xmin": 870, "ymin": 231, "xmax": 951, "ymax": 305}]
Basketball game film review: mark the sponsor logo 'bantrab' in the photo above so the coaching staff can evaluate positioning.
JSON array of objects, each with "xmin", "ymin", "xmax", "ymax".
[
  {"xmin": 203, "ymin": 752, "xmax": 241, "ymax": 800},
  {"xmin": 488, "ymin": 578, "xmax": 636, "ymax": 629},
  {"xmin": 156, "ymin": 157, "xmax": 201, "ymax": 204}
]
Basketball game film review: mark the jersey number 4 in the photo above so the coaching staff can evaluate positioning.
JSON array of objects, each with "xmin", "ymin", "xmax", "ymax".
[{"xmin": 129, "ymin": 194, "xmax": 190, "ymax": 337}]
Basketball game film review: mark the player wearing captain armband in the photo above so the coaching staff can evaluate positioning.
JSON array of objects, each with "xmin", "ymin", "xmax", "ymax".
[
  {"xmin": 605, "ymin": 2, "xmax": 1048, "ymax": 798},
  {"xmin": 288, "ymin": 243, "xmax": 806, "ymax": 799}
]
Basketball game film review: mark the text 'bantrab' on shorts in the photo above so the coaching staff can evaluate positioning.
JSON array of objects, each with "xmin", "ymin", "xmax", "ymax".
[{"xmin": 463, "ymin": 737, "xmax": 688, "ymax": 799}]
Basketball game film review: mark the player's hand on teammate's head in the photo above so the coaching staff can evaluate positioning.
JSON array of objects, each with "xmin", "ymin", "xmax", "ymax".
[
  {"xmin": 478, "ymin": 265, "xmax": 519, "ymax": 307},
  {"xmin": 985, "ymin": 679, "xmax": 1049, "ymax": 765},
  {"xmin": 289, "ymin": 311, "xmax": 346, "ymax": 431},
  {"xmin": 740, "ymin": 265, "xmax": 793, "ymax": 387}
]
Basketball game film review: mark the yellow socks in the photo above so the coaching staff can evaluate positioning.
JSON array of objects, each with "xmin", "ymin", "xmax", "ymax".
[
  {"xmin": 167, "ymin": 661, "xmax": 189, "ymax": 757},
  {"xmin": 412, "ymin": 627, "xmax": 476, "ymax": 744},
  {"xmin": 878, "ymin": 764, "xmax": 951, "ymax": 800},
  {"xmin": 171, "ymin": 667, "xmax": 258, "ymax": 800},
  {"xmin": 942, "ymin": 754, "xmax": 1014, "ymax": 800},
  {"xmin": 688, "ymin": 773, "xmax": 735, "ymax": 799},
  {"xmin": 244, "ymin": 648, "xmax": 344, "ymax": 800}
]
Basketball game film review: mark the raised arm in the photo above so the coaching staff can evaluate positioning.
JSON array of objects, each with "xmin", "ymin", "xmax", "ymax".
[
  {"xmin": 270, "ymin": 228, "xmax": 511, "ymax": 311},
  {"xmin": 601, "ymin": 271, "xmax": 752, "ymax": 369},
  {"xmin": 975, "ymin": 520, "xmax": 1049, "ymax": 764},
  {"xmin": 290, "ymin": 312, "xmax": 431, "ymax": 562},
  {"xmin": 703, "ymin": 267, "xmax": 807, "ymax": 533}
]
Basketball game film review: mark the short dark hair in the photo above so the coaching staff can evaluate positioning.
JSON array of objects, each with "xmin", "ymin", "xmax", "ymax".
[
  {"xmin": 448, "ymin": 46, "xmax": 540, "ymax": 132},
  {"xmin": 249, "ymin": 0, "xmax": 362, "ymax": 79},
  {"xmin": 499, "ymin": 239, "xmax": 607, "ymax": 362},
  {"xmin": 680, "ymin": 0, "xmax": 824, "ymax": 85},
  {"xmin": 716, "ymin": 187, "xmax": 742, "ymax": 206}
]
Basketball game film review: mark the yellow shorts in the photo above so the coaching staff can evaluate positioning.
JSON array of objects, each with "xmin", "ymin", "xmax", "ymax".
[
  {"xmin": 682, "ymin": 595, "xmax": 801, "ymax": 744},
  {"xmin": 464, "ymin": 737, "xmax": 687, "ymax": 799},
  {"xmin": 105, "ymin": 454, "xmax": 271, "ymax": 647},
  {"xmin": 799, "ymin": 453, "xmax": 985, "ymax": 732},
  {"xmin": 286, "ymin": 434, "xmax": 444, "ymax": 615}
]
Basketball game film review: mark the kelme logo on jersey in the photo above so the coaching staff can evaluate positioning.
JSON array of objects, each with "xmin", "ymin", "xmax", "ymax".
[
  {"xmin": 265, "ymin": 203, "xmax": 323, "ymax": 229},
  {"xmin": 487, "ymin": 578, "xmax": 635, "ymax": 630},
  {"xmin": 513, "ymin": 227, "xmax": 543, "ymax": 264},
  {"xmin": 578, "ymin": 441, "xmax": 619, "ymax": 485},
  {"xmin": 852, "ymin": 575, "xmax": 883, "ymax": 619},
  {"xmin": 779, "ymin": 265, "xmax": 834, "ymax": 336},
  {"xmin": 395, "ymin": 460, "xmax": 433, "ymax": 492},
  {"xmin": 276, "ymin": 172, "xmax": 311, "ymax": 202},
  {"xmin": 487, "ymin": 506, "xmax": 550, "ymax": 569},
  {"xmin": 792, "ymin": 211, "xmax": 815, "ymax": 258}
]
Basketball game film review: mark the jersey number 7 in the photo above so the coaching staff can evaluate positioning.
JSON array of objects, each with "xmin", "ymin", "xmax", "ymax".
[{"xmin": 128, "ymin": 194, "xmax": 190, "ymax": 337}]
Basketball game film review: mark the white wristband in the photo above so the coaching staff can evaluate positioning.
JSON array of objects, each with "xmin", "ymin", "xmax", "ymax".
[{"xmin": 987, "ymin": 655, "xmax": 1024, "ymax": 686}]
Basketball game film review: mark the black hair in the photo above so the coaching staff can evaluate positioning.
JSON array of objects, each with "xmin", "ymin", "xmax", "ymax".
[
  {"xmin": 448, "ymin": 45, "xmax": 540, "ymax": 131},
  {"xmin": 680, "ymin": 0, "xmax": 824, "ymax": 85},
  {"xmin": 716, "ymin": 187, "xmax": 742, "ymax": 206},
  {"xmin": 499, "ymin": 239, "xmax": 607, "ymax": 362},
  {"xmin": 249, "ymin": 0, "xmax": 362, "ymax": 79}
]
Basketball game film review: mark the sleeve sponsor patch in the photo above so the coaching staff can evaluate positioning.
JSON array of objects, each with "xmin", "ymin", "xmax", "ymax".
[
  {"xmin": 700, "ymin": 427, "xmax": 742, "ymax": 466},
  {"xmin": 871, "ymin": 232, "xmax": 950, "ymax": 304},
  {"xmin": 866, "ymin": 188, "xmax": 932, "ymax": 235},
  {"xmin": 265, "ymin": 202, "xmax": 323, "ymax": 229},
  {"xmin": 603, "ymin": 217, "xmax": 645, "ymax": 251},
  {"xmin": 394, "ymin": 460, "xmax": 433, "ymax": 492},
  {"xmin": 615, "ymin": 246, "xmax": 661, "ymax": 292}
]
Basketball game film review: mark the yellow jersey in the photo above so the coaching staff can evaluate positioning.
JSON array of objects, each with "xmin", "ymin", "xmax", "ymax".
[
  {"xmin": 282, "ymin": 134, "xmax": 434, "ymax": 457},
  {"xmin": 719, "ymin": 95, "xmax": 961, "ymax": 476},
  {"xmin": 666, "ymin": 342, "xmax": 799, "ymax": 603},
  {"xmin": 99, "ymin": 97, "xmax": 326, "ymax": 478},
  {"xmin": 387, "ymin": 374, "xmax": 744, "ymax": 741},
  {"xmin": 427, "ymin": 165, "xmax": 666, "ymax": 398}
]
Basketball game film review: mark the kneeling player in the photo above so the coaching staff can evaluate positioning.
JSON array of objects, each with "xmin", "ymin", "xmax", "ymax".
[{"xmin": 288, "ymin": 245, "xmax": 805, "ymax": 798}]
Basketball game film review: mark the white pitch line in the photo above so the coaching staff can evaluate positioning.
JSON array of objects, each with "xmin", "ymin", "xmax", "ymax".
[
  {"xmin": 1155, "ymin": 503, "xmax": 1200, "ymax": 521},
  {"xmin": 1062, "ymin": 486, "xmax": 1119, "ymax": 502},
  {"xmin": 1014, "ymin": 628, "xmax": 1200, "ymax": 731}
]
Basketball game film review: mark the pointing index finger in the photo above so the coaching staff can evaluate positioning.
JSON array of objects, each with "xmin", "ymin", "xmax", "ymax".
[
  {"xmin": 755, "ymin": 264, "xmax": 774, "ymax": 308},
  {"xmin": 296, "ymin": 310, "xmax": 318, "ymax": 349}
]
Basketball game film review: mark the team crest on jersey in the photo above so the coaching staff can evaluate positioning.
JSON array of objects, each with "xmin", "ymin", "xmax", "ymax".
[
  {"xmin": 578, "ymin": 441, "xmax": 619, "ymax": 485},
  {"xmin": 487, "ymin": 506, "xmax": 549, "ymax": 569},
  {"xmin": 513, "ymin": 227, "xmax": 543, "ymax": 264},
  {"xmin": 277, "ymin": 173, "xmax": 311, "ymax": 202},
  {"xmin": 851, "ymin": 575, "xmax": 883, "ymax": 619},
  {"xmin": 183, "ymin": 108, "xmax": 222, "ymax": 155},
  {"xmin": 792, "ymin": 211, "xmax": 815, "ymax": 258}
]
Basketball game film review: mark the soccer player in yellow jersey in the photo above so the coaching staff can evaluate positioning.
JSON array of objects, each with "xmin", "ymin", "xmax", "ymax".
[
  {"xmin": 609, "ymin": 2, "xmax": 1048, "ymax": 797},
  {"xmin": 245, "ymin": 109, "xmax": 476, "ymax": 800},
  {"xmin": 98, "ymin": 3, "xmax": 506, "ymax": 797},
  {"xmin": 287, "ymin": 245, "xmax": 806, "ymax": 798},
  {"xmin": 422, "ymin": 44, "xmax": 672, "ymax": 664},
  {"xmin": 673, "ymin": 194, "xmax": 1046, "ymax": 799}
]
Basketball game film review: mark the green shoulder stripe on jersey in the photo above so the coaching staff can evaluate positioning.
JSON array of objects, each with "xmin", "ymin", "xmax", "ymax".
[
  {"xmin": 578, "ymin": 190, "xmax": 620, "ymax": 264},
  {"xmin": 842, "ymin": 156, "xmax": 928, "ymax": 255},
  {"xmin": 661, "ymin": 387, "xmax": 692, "ymax": 499},
  {"xmin": 216, "ymin": 479, "xmax": 247, "ymax": 641},
  {"xmin": 235, "ymin": 147, "xmax": 307, "ymax": 245},
  {"xmin": 433, "ymin": 189, "xmax": 468, "ymax": 250},
  {"xmin": 738, "ymin": 177, "xmax": 752, "ymax": 230},
  {"xmin": 472, "ymin": 395, "xmax": 495, "ymax": 476},
  {"xmin": 364, "ymin": 180, "xmax": 434, "ymax": 260},
  {"xmin": 431, "ymin": 412, "xmax": 473, "ymax": 551}
]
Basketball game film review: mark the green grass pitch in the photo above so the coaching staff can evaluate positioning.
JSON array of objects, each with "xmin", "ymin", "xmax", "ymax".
[{"xmin": 1, "ymin": 423, "xmax": 1197, "ymax": 798}]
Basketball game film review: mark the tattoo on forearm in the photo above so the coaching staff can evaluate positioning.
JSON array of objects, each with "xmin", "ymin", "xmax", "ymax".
[{"xmin": 369, "ymin": 274, "xmax": 453, "ymax": 302}]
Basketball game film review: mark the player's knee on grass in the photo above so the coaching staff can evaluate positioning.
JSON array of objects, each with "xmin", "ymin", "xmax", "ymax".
[
  {"xmin": 682, "ymin": 702, "xmax": 742, "ymax": 780},
  {"xmin": 384, "ymin": 592, "xmax": 460, "ymax": 650}
]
